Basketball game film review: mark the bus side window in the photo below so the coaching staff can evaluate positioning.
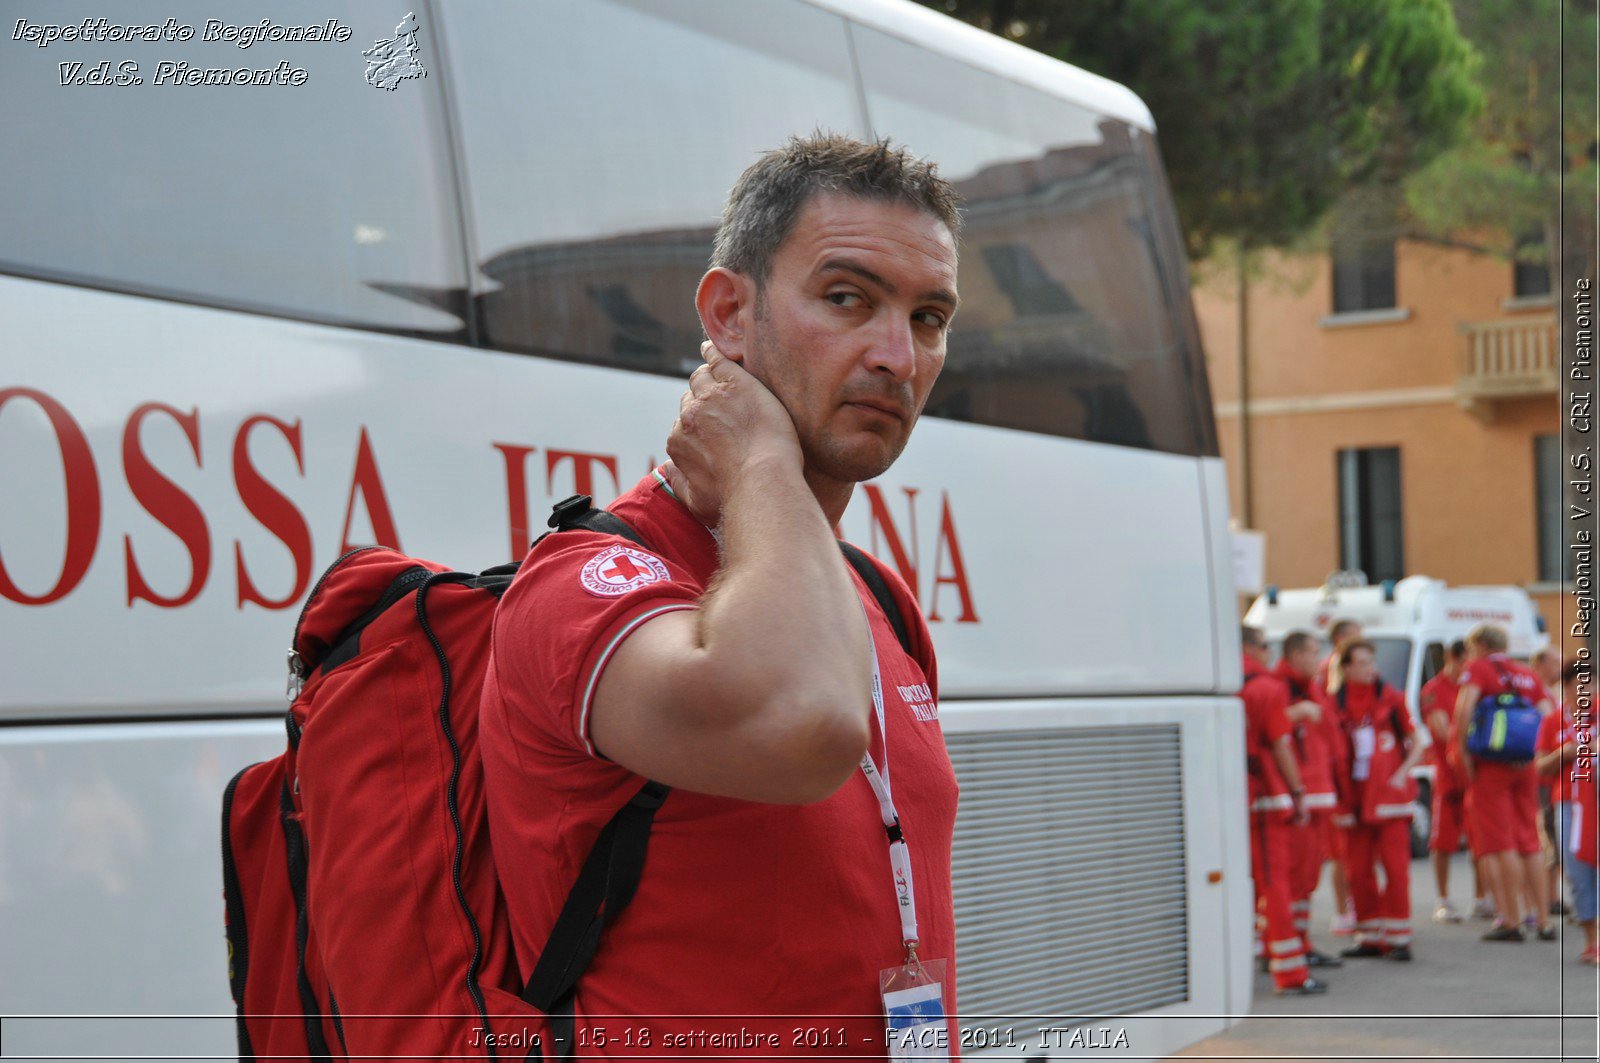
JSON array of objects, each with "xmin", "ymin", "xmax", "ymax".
[
  {"xmin": 0, "ymin": 1, "xmax": 468, "ymax": 338},
  {"xmin": 437, "ymin": 0, "xmax": 862, "ymax": 377},
  {"xmin": 848, "ymin": 25, "xmax": 1213, "ymax": 457}
]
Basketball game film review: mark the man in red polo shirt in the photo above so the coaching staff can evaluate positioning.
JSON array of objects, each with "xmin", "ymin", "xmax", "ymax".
[
  {"xmin": 1455, "ymin": 623, "xmax": 1557, "ymax": 942},
  {"xmin": 481, "ymin": 136, "xmax": 964, "ymax": 1057},
  {"xmin": 1242, "ymin": 626, "xmax": 1324, "ymax": 995},
  {"xmin": 1422, "ymin": 639, "xmax": 1470, "ymax": 922},
  {"xmin": 1273, "ymin": 630, "xmax": 1344, "ymax": 967}
]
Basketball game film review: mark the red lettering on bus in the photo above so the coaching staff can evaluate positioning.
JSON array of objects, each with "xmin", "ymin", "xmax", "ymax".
[
  {"xmin": 862, "ymin": 483, "xmax": 921, "ymax": 601},
  {"xmin": 493, "ymin": 442, "xmax": 538, "ymax": 562},
  {"xmin": 0, "ymin": 387, "xmax": 101, "ymax": 605},
  {"xmin": 928, "ymin": 491, "xmax": 978, "ymax": 624},
  {"xmin": 233, "ymin": 414, "xmax": 313, "ymax": 610},
  {"xmin": 123, "ymin": 402, "xmax": 210, "ymax": 608},
  {"xmin": 339, "ymin": 427, "xmax": 402, "ymax": 554},
  {"xmin": 546, "ymin": 449, "xmax": 620, "ymax": 501}
]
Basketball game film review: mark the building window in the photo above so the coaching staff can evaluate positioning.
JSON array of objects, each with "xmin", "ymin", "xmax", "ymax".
[
  {"xmin": 1338, "ymin": 447, "xmax": 1404, "ymax": 582},
  {"xmin": 1536, "ymin": 434, "xmax": 1566, "ymax": 582},
  {"xmin": 1331, "ymin": 238, "xmax": 1396, "ymax": 314},
  {"xmin": 1513, "ymin": 228, "xmax": 1552, "ymax": 298}
]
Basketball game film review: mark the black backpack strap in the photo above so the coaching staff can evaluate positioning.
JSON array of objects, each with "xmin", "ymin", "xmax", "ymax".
[
  {"xmin": 545, "ymin": 493, "xmax": 648, "ymax": 549},
  {"xmin": 838, "ymin": 540, "xmax": 914, "ymax": 659},
  {"xmin": 517, "ymin": 495, "xmax": 669, "ymax": 1062},
  {"xmin": 521, "ymin": 781, "xmax": 669, "ymax": 1053}
]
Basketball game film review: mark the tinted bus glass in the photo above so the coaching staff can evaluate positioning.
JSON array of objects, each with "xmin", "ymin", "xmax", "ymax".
[
  {"xmin": 851, "ymin": 24, "xmax": 1214, "ymax": 455},
  {"xmin": 441, "ymin": 0, "xmax": 862, "ymax": 377},
  {"xmin": 0, "ymin": 2, "xmax": 468, "ymax": 337}
]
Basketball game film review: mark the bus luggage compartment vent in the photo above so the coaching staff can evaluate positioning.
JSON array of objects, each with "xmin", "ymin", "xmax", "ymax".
[{"xmin": 946, "ymin": 724, "xmax": 1189, "ymax": 1029}]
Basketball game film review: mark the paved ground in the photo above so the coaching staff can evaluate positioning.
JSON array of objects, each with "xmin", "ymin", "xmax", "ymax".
[{"xmin": 1170, "ymin": 852, "xmax": 1600, "ymax": 1062}]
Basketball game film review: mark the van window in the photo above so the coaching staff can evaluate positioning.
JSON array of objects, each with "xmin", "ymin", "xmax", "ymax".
[
  {"xmin": 1369, "ymin": 636, "xmax": 1411, "ymax": 693},
  {"xmin": 850, "ymin": 25, "xmax": 1216, "ymax": 455},
  {"xmin": 1421, "ymin": 643, "xmax": 1445, "ymax": 685},
  {"xmin": 439, "ymin": 0, "xmax": 861, "ymax": 376},
  {"xmin": 0, "ymin": 2, "xmax": 469, "ymax": 337}
]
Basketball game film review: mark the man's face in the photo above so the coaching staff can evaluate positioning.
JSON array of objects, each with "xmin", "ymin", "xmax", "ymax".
[
  {"xmin": 1536, "ymin": 649, "xmax": 1562, "ymax": 684},
  {"xmin": 742, "ymin": 192, "xmax": 958, "ymax": 485},
  {"xmin": 1345, "ymin": 648, "xmax": 1378, "ymax": 686},
  {"xmin": 1287, "ymin": 642, "xmax": 1319, "ymax": 677},
  {"xmin": 1245, "ymin": 639, "xmax": 1270, "ymax": 665}
]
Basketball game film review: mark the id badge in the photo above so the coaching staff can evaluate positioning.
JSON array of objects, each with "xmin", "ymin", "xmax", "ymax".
[
  {"xmin": 881, "ymin": 957, "xmax": 949, "ymax": 1060},
  {"xmin": 1352, "ymin": 724, "xmax": 1375, "ymax": 781}
]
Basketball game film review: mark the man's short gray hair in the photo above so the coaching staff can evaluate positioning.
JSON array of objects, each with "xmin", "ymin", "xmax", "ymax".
[{"xmin": 711, "ymin": 132, "xmax": 962, "ymax": 291}]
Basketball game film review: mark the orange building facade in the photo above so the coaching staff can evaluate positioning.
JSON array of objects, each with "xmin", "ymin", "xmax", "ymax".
[{"xmin": 1192, "ymin": 238, "xmax": 1575, "ymax": 653}]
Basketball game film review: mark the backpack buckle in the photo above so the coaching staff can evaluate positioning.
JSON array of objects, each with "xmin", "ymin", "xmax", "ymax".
[{"xmin": 548, "ymin": 494, "xmax": 594, "ymax": 530}]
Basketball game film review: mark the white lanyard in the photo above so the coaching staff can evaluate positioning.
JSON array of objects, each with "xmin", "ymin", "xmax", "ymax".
[{"xmin": 860, "ymin": 624, "xmax": 919, "ymax": 955}]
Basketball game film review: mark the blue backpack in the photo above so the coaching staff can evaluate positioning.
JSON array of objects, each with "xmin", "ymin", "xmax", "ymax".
[{"xmin": 1465, "ymin": 660, "xmax": 1542, "ymax": 763}]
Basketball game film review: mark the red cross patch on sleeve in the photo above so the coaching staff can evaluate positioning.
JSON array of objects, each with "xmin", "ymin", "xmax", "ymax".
[{"xmin": 579, "ymin": 545, "xmax": 671, "ymax": 597}]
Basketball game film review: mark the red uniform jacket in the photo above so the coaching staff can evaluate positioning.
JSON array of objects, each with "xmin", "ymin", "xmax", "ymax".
[
  {"xmin": 1242, "ymin": 654, "xmax": 1295, "ymax": 818},
  {"xmin": 1273, "ymin": 659, "xmax": 1341, "ymax": 811},
  {"xmin": 1336, "ymin": 679, "xmax": 1418, "ymax": 824}
]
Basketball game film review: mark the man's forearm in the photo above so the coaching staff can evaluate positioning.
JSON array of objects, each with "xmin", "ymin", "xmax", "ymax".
[
  {"xmin": 1272, "ymin": 739, "xmax": 1304, "ymax": 794},
  {"xmin": 696, "ymin": 454, "xmax": 873, "ymax": 726}
]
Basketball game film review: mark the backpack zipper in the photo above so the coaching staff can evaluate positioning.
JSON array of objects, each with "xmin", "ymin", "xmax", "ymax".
[{"xmin": 287, "ymin": 545, "xmax": 386, "ymax": 700}]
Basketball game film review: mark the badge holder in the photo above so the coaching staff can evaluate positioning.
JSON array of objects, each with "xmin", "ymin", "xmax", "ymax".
[{"xmin": 881, "ymin": 947, "xmax": 949, "ymax": 1061}]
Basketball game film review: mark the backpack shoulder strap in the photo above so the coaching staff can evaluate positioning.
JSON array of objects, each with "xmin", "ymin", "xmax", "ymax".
[
  {"xmin": 838, "ymin": 540, "xmax": 915, "ymax": 659},
  {"xmin": 519, "ymin": 495, "xmax": 666, "ymax": 1059},
  {"xmin": 521, "ymin": 782, "xmax": 668, "ymax": 1033},
  {"xmin": 546, "ymin": 493, "xmax": 648, "ymax": 549}
]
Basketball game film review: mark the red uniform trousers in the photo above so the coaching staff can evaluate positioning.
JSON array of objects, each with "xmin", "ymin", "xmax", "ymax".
[
  {"xmin": 1345, "ymin": 818, "xmax": 1413, "ymax": 948},
  {"xmin": 1251, "ymin": 811, "xmax": 1308, "ymax": 989},
  {"xmin": 1430, "ymin": 785, "xmax": 1467, "ymax": 853},
  {"xmin": 1290, "ymin": 811, "xmax": 1331, "ymax": 951}
]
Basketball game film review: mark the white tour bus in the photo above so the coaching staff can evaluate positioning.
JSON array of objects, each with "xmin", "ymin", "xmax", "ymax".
[{"xmin": 0, "ymin": 2, "xmax": 1248, "ymax": 1058}]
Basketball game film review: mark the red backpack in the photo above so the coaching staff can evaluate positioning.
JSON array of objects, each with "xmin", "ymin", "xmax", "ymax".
[{"xmin": 221, "ymin": 495, "xmax": 913, "ymax": 1062}]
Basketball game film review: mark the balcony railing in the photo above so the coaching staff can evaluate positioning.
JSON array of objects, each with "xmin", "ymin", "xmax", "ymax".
[{"xmin": 1457, "ymin": 315, "xmax": 1558, "ymax": 418}]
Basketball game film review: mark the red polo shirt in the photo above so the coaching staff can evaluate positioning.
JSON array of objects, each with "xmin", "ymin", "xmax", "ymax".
[{"xmin": 481, "ymin": 471, "xmax": 960, "ymax": 1058}]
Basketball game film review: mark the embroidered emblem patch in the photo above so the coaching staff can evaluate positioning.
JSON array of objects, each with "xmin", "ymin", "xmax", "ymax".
[{"xmin": 580, "ymin": 546, "xmax": 670, "ymax": 597}]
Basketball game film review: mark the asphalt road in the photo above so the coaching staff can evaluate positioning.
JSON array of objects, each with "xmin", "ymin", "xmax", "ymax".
[{"xmin": 1170, "ymin": 852, "xmax": 1600, "ymax": 1062}]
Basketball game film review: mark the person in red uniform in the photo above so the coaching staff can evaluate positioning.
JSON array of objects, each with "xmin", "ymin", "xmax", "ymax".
[
  {"xmin": 1533, "ymin": 645, "xmax": 1567, "ymax": 913},
  {"xmin": 1242, "ymin": 626, "xmax": 1326, "ymax": 995},
  {"xmin": 482, "ymin": 135, "xmax": 964, "ymax": 1057},
  {"xmin": 1454, "ymin": 623, "xmax": 1557, "ymax": 942},
  {"xmin": 1316, "ymin": 618, "xmax": 1363, "ymax": 936},
  {"xmin": 1423, "ymin": 639, "xmax": 1469, "ymax": 922},
  {"xmin": 1273, "ymin": 630, "xmax": 1344, "ymax": 968},
  {"xmin": 1535, "ymin": 659, "xmax": 1596, "ymax": 959},
  {"xmin": 1334, "ymin": 640, "xmax": 1424, "ymax": 960}
]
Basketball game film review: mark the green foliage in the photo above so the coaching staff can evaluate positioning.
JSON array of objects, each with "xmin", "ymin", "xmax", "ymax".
[
  {"xmin": 921, "ymin": 0, "xmax": 1484, "ymax": 260},
  {"xmin": 1402, "ymin": 0, "xmax": 1597, "ymax": 268}
]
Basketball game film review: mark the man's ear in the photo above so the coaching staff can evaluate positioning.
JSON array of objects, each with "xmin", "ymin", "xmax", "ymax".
[{"xmin": 695, "ymin": 267, "xmax": 754, "ymax": 364}]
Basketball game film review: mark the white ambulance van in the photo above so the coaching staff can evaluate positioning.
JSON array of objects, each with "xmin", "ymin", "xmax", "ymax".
[{"xmin": 1244, "ymin": 572, "xmax": 1551, "ymax": 853}]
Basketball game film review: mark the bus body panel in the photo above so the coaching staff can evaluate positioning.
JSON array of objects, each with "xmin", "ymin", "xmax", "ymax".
[
  {"xmin": 2, "ymin": 276, "xmax": 1221, "ymax": 718},
  {"xmin": 1, "ymin": 700, "xmax": 1241, "ymax": 1062},
  {"xmin": 0, "ymin": 718, "xmax": 281, "ymax": 1062}
]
